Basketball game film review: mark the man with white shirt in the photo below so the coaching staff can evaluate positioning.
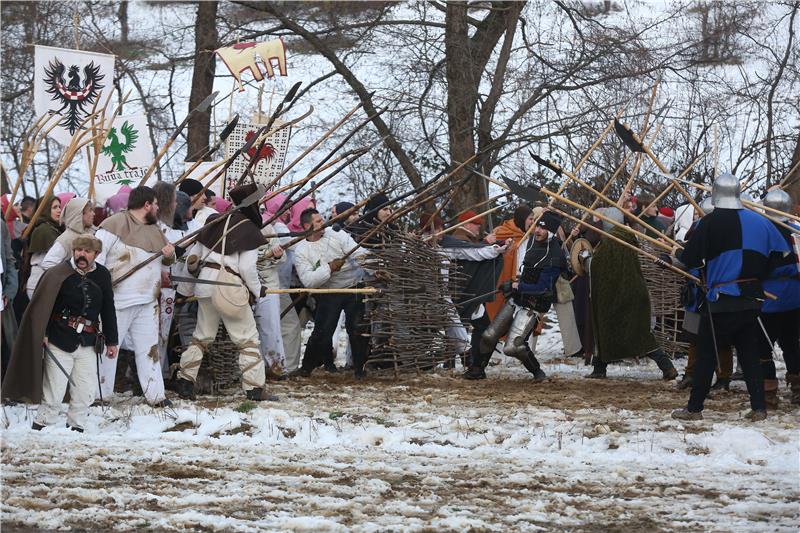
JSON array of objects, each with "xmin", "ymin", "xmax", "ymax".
[
  {"xmin": 95, "ymin": 186, "xmax": 175, "ymax": 406},
  {"xmin": 175, "ymin": 183, "xmax": 274, "ymax": 401},
  {"xmin": 292, "ymin": 208, "xmax": 371, "ymax": 378}
]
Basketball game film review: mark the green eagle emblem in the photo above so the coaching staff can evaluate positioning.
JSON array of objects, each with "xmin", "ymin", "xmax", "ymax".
[{"xmin": 101, "ymin": 120, "xmax": 139, "ymax": 172}]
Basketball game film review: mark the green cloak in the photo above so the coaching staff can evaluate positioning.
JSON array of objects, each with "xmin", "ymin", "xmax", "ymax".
[{"xmin": 590, "ymin": 226, "xmax": 658, "ymax": 362}]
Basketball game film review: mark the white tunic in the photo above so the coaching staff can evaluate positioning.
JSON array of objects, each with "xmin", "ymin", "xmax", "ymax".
[
  {"xmin": 293, "ymin": 228, "xmax": 368, "ymax": 289},
  {"xmin": 96, "ymin": 228, "xmax": 166, "ymax": 310}
]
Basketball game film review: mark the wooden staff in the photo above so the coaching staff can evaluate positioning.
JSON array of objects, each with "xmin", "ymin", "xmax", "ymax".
[
  {"xmin": 4, "ymin": 112, "xmax": 62, "ymax": 219},
  {"xmin": 641, "ymin": 153, "xmax": 705, "ymax": 215},
  {"xmin": 483, "ymin": 172, "xmax": 674, "ymax": 252},
  {"xmin": 22, "ymin": 116, "xmax": 104, "ymax": 239},
  {"xmin": 778, "ymin": 158, "xmax": 800, "ymax": 190},
  {"xmin": 618, "ymin": 77, "xmax": 661, "ymax": 202},
  {"xmin": 265, "ymin": 287, "xmax": 377, "ymax": 295},
  {"xmin": 444, "ymin": 192, "xmax": 511, "ymax": 227},
  {"xmin": 513, "ymin": 112, "xmax": 624, "ymax": 246},
  {"xmin": 269, "ymin": 99, "xmax": 365, "ymax": 188},
  {"xmin": 671, "ymin": 177, "xmax": 800, "ymax": 229},
  {"xmin": 138, "ymin": 90, "xmax": 219, "ymax": 186},
  {"xmin": 432, "ymin": 203, "xmax": 507, "ymax": 238},
  {"xmin": 551, "ymin": 206, "xmax": 699, "ymax": 283},
  {"xmin": 554, "ymin": 160, "xmax": 684, "ymax": 249},
  {"xmin": 615, "ymin": 120, "xmax": 705, "ymax": 216}
]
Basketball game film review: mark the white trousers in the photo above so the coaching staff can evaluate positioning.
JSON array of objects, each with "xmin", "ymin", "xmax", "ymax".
[
  {"xmin": 279, "ymin": 293, "xmax": 302, "ymax": 372},
  {"xmin": 98, "ymin": 302, "xmax": 166, "ymax": 405},
  {"xmin": 178, "ymin": 297, "xmax": 265, "ymax": 391},
  {"xmin": 158, "ymin": 288, "xmax": 176, "ymax": 379},
  {"xmin": 444, "ymin": 296, "xmax": 470, "ymax": 355},
  {"xmin": 554, "ymin": 300, "xmax": 582, "ymax": 356},
  {"xmin": 35, "ymin": 344, "xmax": 96, "ymax": 429},
  {"xmin": 254, "ymin": 295, "xmax": 286, "ymax": 373}
]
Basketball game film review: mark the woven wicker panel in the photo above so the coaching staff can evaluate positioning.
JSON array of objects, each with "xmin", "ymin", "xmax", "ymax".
[
  {"xmin": 641, "ymin": 243, "xmax": 690, "ymax": 356},
  {"xmin": 197, "ymin": 323, "xmax": 241, "ymax": 392}
]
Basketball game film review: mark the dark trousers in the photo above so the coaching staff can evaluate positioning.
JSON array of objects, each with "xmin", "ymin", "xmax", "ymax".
[
  {"xmin": 688, "ymin": 310, "xmax": 765, "ymax": 412},
  {"xmin": 302, "ymin": 293, "xmax": 368, "ymax": 372},
  {"xmin": 470, "ymin": 313, "xmax": 491, "ymax": 367},
  {"xmin": 760, "ymin": 309, "xmax": 800, "ymax": 377}
]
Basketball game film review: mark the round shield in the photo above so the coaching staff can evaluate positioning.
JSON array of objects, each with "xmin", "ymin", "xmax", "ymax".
[{"xmin": 570, "ymin": 238, "xmax": 593, "ymax": 276}]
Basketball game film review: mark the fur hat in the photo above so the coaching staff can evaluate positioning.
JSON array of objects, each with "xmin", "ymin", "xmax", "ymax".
[{"xmin": 71, "ymin": 233, "xmax": 102, "ymax": 252}]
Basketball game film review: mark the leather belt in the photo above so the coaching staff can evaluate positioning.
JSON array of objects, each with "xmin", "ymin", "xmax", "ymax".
[
  {"xmin": 204, "ymin": 263, "xmax": 240, "ymax": 277},
  {"xmin": 52, "ymin": 314, "xmax": 97, "ymax": 334}
]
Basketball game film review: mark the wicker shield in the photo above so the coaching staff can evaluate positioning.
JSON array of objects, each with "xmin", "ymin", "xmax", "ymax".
[{"xmin": 570, "ymin": 238, "xmax": 593, "ymax": 276}]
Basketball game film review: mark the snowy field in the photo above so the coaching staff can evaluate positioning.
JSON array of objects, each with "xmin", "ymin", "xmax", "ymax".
[{"xmin": 2, "ymin": 324, "xmax": 798, "ymax": 532}]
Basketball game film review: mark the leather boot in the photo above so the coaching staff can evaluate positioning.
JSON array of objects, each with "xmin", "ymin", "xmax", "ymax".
[
  {"xmin": 763, "ymin": 379, "xmax": 779, "ymax": 410},
  {"xmin": 175, "ymin": 378, "xmax": 196, "ymax": 401},
  {"xmin": 786, "ymin": 374, "xmax": 800, "ymax": 405},
  {"xmin": 519, "ymin": 353, "xmax": 546, "ymax": 381},
  {"xmin": 657, "ymin": 359, "xmax": 678, "ymax": 380},
  {"xmin": 676, "ymin": 374, "xmax": 693, "ymax": 390},
  {"xmin": 246, "ymin": 387, "xmax": 279, "ymax": 402},
  {"xmin": 710, "ymin": 377, "xmax": 730, "ymax": 391}
]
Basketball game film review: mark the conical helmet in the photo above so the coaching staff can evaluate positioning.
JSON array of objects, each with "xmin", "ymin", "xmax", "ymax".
[
  {"xmin": 711, "ymin": 172, "xmax": 742, "ymax": 209},
  {"xmin": 763, "ymin": 189, "xmax": 792, "ymax": 220},
  {"xmin": 598, "ymin": 206, "xmax": 624, "ymax": 231}
]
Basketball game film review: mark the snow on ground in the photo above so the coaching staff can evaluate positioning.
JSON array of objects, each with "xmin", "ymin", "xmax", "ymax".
[{"xmin": 2, "ymin": 323, "xmax": 798, "ymax": 532}]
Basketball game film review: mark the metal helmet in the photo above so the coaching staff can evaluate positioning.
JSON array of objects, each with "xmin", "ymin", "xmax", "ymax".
[
  {"xmin": 711, "ymin": 172, "xmax": 743, "ymax": 209},
  {"xmin": 763, "ymin": 189, "xmax": 793, "ymax": 220},
  {"xmin": 598, "ymin": 206, "xmax": 624, "ymax": 231},
  {"xmin": 740, "ymin": 191, "xmax": 754, "ymax": 203},
  {"xmin": 700, "ymin": 196, "xmax": 715, "ymax": 215}
]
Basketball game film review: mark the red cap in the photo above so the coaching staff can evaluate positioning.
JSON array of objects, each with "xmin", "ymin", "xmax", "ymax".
[
  {"xmin": 458, "ymin": 210, "xmax": 484, "ymax": 224},
  {"xmin": 659, "ymin": 206, "xmax": 675, "ymax": 218}
]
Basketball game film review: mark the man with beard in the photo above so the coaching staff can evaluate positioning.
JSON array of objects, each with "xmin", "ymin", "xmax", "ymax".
[
  {"xmin": 175, "ymin": 183, "xmax": 274, "ymax": 401},
  {"xmin": 2, "ymin": 234, "xmax": 118, "ymax": 432},
  {"xmin": 95, "ymin": 186, "xmax": 175, "ymax": 407}
]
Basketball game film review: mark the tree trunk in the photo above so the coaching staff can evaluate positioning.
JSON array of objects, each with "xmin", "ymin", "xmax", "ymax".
[
  {"xmin": 445, "ymin": 2, "xmax": 481, "ymax": 212},
  {"xmin": 186, "ymin": 1, "xmax": 218, "ymax": 163},
  {"xmin": 785, "ymin": 133, "xmax": 800, "ymax": 213}
]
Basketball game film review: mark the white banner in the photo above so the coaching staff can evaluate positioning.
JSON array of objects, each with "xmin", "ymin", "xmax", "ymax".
[
  {"xmin": 94, "ymin": 168, "xmax": 146, "ymax": 205},
  {"xmin": 96, "ymin": 114, "xmax": 151, "ymax": 174},
  {"xmin": 223, "ymin": 115, "xmax": 291, "ymax": 195},
  {"xmin": 34, "ymin": 45, "xmax": 115, "ymax": 145}
]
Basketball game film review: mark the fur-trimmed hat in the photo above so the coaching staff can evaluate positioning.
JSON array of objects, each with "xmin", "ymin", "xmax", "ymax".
[{"xmin": 71, "ymin": 233, "xmax": 102, "ymax": 252}]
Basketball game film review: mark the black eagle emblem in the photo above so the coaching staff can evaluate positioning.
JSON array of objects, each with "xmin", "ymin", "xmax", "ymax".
[{"xmin": 42, "ymin": 58, "xmax": 105, "ymax": 135}]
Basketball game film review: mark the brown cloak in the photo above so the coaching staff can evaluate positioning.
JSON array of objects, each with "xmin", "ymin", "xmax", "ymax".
[
  {"xmin": 2, "ymin": 260, "xmax": 74, "ymax": 403},
  {"xmin": 99, "ymin": 210, "xmax": 167, "ymax": 253},
  {"xmin": 198, "ymin": 211, "xmax": 266, "ymax": 253}
]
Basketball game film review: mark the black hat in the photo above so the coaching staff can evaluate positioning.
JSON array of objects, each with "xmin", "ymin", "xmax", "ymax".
[
  {"xmin": 178, "ymin": 178, "xmax": 203, "ymax": 196},
  {"xmin": 536, "ymin": 211, "xmax": 562, "ymax": 233},
  {"xmin": 334, "ymin": 201, "xmax": 355, "ymax": 216}
]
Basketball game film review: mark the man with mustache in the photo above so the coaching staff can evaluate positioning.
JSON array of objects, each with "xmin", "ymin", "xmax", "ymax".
[
  {"xmin": 94, "ymin": 186, "xmax": 175, "ymax": 407},
  {"xmin": 2, "ymin": 234, "xmax": 118, "ymax": 432}
]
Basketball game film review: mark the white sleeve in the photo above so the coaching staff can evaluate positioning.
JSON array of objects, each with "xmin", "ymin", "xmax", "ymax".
[
  {"xmin": 95, "ymin": 229, "xmax": 118, "ymax": 267},
  {"xmin": 294, "ymin": 244, "xmax": 331, "ymax": 288},
  {"xmin": 444, "ymin": 244, "xmax": 501, "ymax": 261},
  {"xmin": 337, "ymin": 230, "xmax": 366, "ymax": 258},
  {"xmin": 41, "ymin": 242, "xmax": 67, "ymax": 270},
  {"xmin": 238, "ymin": 249, "xmax": 263, "ymax": 297}
]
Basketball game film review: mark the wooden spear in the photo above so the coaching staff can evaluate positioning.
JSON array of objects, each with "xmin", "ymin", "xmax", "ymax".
[
  {"xmin": 22, "ymin": 117, "xmax": 105, "ymax": 239},
  {"xmin": 614, "ymin": 119, "xmax": 705, "ymax": 216}
]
